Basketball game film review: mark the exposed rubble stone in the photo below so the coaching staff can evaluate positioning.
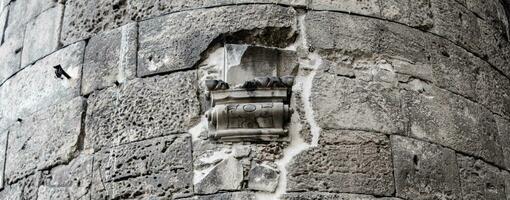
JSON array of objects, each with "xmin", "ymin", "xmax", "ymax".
[
  {"xmin": 282, "ymin": 192, "xmax": 402, "ymax": 200},
  {"xmin": 4, "ymin": 97, "xmax": 84, "ymax": 184},
  {"xmin": 81, "ymin": 23, "xmax": 138, "ymax": 95},
  {"xmin": 21, "ymin": 5, "xmax": 63, "ymax": 67},
  {"xmin": 39, "ymin": 154, "xmax": 93, "ymax": 200},
  {"xmin": 312, "ymin": 62, "xmax": 404, "ymax": 134},
  {"xmin": 457, "ymin": 155, "xmax": 507, "ymax": 200},
  {"xmin": 402, "ymin": 86, "xmax": 504, "ymax": 167},
  {"xmin": 85, "ymin": 71, "xmax": 200, "ymax": 151},
  {"xmin": 287, "ymin": 130, "xmax": 394, "ymax": 196},
  {"xmin": 0, "ymin": 41, "xmax": 84, "ymax": 125},
  {"xmin": 91, "ymin": 134, "xmax": 193, "ymax": 199},
  {"xmin": 137, "ymin": 5, "xmax": 296, "ymax": 77},
  {"xmin": 247, "ymin": 163, "xmax": 279, "ymax": 192},
  {"xmin": 195, "ymin": 156, "xmax": 243, "ymax": 194},
  {"xmin": 391, "ymin": 136, "xmax": 461, "ymax": 200}
]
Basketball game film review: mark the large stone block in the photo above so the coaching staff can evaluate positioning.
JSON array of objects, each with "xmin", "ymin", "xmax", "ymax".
[
  {"xmin": 85, "ymin": 71, "xmax": 200, "ymax": 150},
  {"xmin": 457, "ymin": 155, "xmax": 507, "ymax": 200},
  {"xmin": 312, "ymin": 64, "xmax": 404, "ymax": 134},
  {"xmin": 475, "ymin": 65, "xmax": 510, "ymax": 118},
  {"xmin": 0, "ymin": 41, "xmax": 84, "ymax": 125},
  {"xmin": 39, "ymin": 154, "xmax": 93, "ymax": 200},
  {"xmin": 3, "ymin": 0, "xmax": 57, "ymax": 42},
  {"xmin": 310, "ymin": 0, "xmax": 380, "ymax": 16},
  {"xmin": 138, "ymin": 5, "xmax": 296, "ymax": 77},
  {"xmin": 495, "ymin": 115, "xmax": 510, "ymax": 170},
  {"xmin": 287, "ymin": 130, "xmax": 394, "ymax": 196},
  {"xmin": 61, "ymin": 0, "xmax": 303, "ymax": 45},
  {"xmin": 402, "ymin": 86, "xmax": 504, "ymax": 167},
  {"xmin": 82, "ymin": 23, "xmax": 137, "ymax": 95},
  {"xmin": 0, "ymin": 37, "xmax": 22, "ymax": 85},
  {"xmin": 21, "ymin": 5, "xmax": 63, "ymax": 67},
  {"xmin": 282, "ymin": 192, "xmax": 402, "ymax": 200},
  {"xmin": 391, "ymin": 136, "xmax": 461, "ymax": 200},
  {"xmin": 380, "ymin": 0, "xmax": 434, "ymax": 30},
  {"xmin": 4, "ymin": 97, "xmax": 84, "ymax": 184},
  {"xmin": 91, "ymin": 135, "xmax": 193, "ymax": 199},
  {"xmin": 182, "ymin": 192, "xmax": 255, "ymax": 200}
]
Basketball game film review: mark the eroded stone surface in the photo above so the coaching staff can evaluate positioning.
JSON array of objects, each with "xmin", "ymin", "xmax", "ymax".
[
  {"xmin": 0, "ymin": 41, "xmax": 84, "ymax": 125},
  {"xmin": 287, "ymin": 130, "xmax": 394, "ymax": 196},
  {"xmin": 312, "ymin": 62, "xmax": 404, "ymax": 134},
  {"xmin": 457, "ymin": 155, "xmax": 507, "ymax": 200},
  {"xmin": 21, "ymin": 5, "xmax": 63, "ymax": 67},
  {"xmin": 85, "ymin": 71, "xmax": 200, "ymax": 150},
  {"xmin": 0, "ymin": 174, "xmax": 39, "ymax": 200},
  {"xmin": 310, "ymin": 0, "xmax": 380, "ymax": 16},
  {"xmin": 282, "ymin": 192, "xmax": 402, "ymax": 200},
  {"xmin": 195, "ymin": 156, "xmax": 243, "ymax": 194},
  {"xmin": 0, "ymin": 128, "xmax": 7, "ymax": 189},
  {"xmin": 402, "ymin": 86, "xmax": 504, "ymax": 167},
  {"xmin": 495, "ymin": 115, "xmax": 510, "ymax": 170},
  {"xmin": 40, "ymin": 154, "xmax": 93, "ymax": 200},
  {"xmin": 0, "ymin": 6, "xmax": 7, "ymax": 43},
  {"xmin": 381, "ymin": 0, "xmax": 433, "ymax": 30},
  {"xmin": 182, "ymin": 192, "xmax": 255, "ymax": 200},
  {"xmin": 391, "ymin": 136, "xmax": 461, "ymax": 200},
  {"xmin": 82, "ymin": 23, "xmax": 137, "ymax": 95},
  {"xmin": 0, "ymin": 38, "xmax": 22, "ymax": 85},
  {"xmin": 4, "ymin": 0, "xmax": 57, "ymax": 42},
  {"xmin": 138, "ymin": 5, "xmax": 296, "ymax": 77},
  {"xmin": 5, "ymin": 97, "xmax": 84, "ymax": 184},
  {"xmin": 91, "ymin": 135, "xmax": 193, "ymax": 200},
  {"xmin": 247, "ymin": 163, "xmax": 279, "ymax": 192}
]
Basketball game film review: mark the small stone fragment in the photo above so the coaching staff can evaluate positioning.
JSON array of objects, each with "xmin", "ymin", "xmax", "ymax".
[
  {"xmin": 248, "ymin": 163, "xmax": 279, "ymax": 192},
  {"xmin": 195, "ymin": 156, "xmax": 243, "ymax": 194}
]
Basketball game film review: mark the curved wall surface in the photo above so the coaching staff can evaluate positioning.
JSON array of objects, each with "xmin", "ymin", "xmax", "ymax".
[{"xmin": 0, "ymin": 0, "xmax": 509, "ymax": 199}]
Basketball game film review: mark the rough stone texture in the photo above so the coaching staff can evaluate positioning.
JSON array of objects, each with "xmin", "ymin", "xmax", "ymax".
[
  {"xmin": 0, "ymin": 38, "xmax": 22, "ymax": 85},
  {"xmin": 39, "ymin": 154, "xmax": 93, "ymax": 200},
  {"xmin": 402, "ymin": 86, "xmax": 504, "ymax": 167},
  {"xmin": 3, "ymin": 0, "xmax": 57, "ymax": 42},
  {"xmin": 457, "ymin": 155, "xmax": 507, "ymax": 200},
  {"xmin": 21, "ymin": 4, "xmax": 63, "ymax": 67},
  {"xmin": 287, "ymin": 130, "xmax": 394, "ymax": 196},
  {"xmin": 61, "ymin": 0, "xmax": 304, "ymax": 45},
  {"xmin": 182, "ymin": 192, "xmax": 255, "ymax": 200},
  {"xmin": 495, "ymin": 115, "xmax": 510, "ymax": 170},
  {"xmin": 4, "ymin": 97, "xmax": 84, "ymax": 184},
  {"xmin": 310, "ymin": 0, "xmax": 380, "ymax": 16},
  {"xmin": 504, "ymin": 171, "xmax": 510, "ymax": 200},
  {"xmin": 0, "ymin": 41, "xmax": 84, "ymax": 125},
  {"xmin": 195, "ymin": 156, "xmax": 243, "ymax": 194},
  {"xmin": 391, "ymin": 136, "xmax": 461, "ymax": 200},
  {"xmin": 82, "ymin": 23, "xmax": 138, "ymax": 95},
  {"xmin": 312, "ymin": 63, "xmax": 404, "ymax": 134},
  {"xmin": 138, "ymin": 5, "xmax": 296, "ymax": 77},
  {"xmin": 0, "ymin": 174, "xmax": 39, "ymax": 200},
  {"xmin": 91, "ymin": 135, "xmax": 193, "ymax": 200},
  {"xmin": 282, "ymin": 192, "xmax": 402, "ymax": 200},
  {"xmin": 380, "ymin": 0, "xmax": 434, "ymax": 30},
  {"xmin": 0, "ymin": 127, "xmax": 7, "ymax": 189},
  {"xmin": 85, "ymin": 71, "xmax": 200, "ymax": 151},
  {"xmin": 247, "ymin": 163, "xmax": 279, "ymax": 192},
  {"xmin": 0, "ymin": 6, "xmax": 6, "ymax": 44}
]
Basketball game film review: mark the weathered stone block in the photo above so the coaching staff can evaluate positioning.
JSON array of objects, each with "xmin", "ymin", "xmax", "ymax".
[
  {"xmin": 402, "ymin": 86, "xmax": 504, "ymax": 167},
  {"xmin": 495, "ymin": 115, "xmax": 510, "ymax": 170},
  {"xmin": 195, "ymin": 156, "xmax": 243, "ymax": 194},
  {"xmin": 0, "ymin": 174, "xmax": 39, "ymax": 200},
  {"xmin": 138, "ymin": 5, "xmax": 296, "ymax": 77},
  {"xmin": 380, "ymin": 0, "xmax": 434, "ymax": 30},
  {"xmin": 4, "ymin": 97, "xmax": 84, "ymax": 184},
  {"xmin": 0, "ymin": 128, "xmax": 7, "ymax": 189},
  {"xmin": 81, "ymin": 23, "xmax": 137, "ymax": 95},
  {"xmin": 0, "ymin": 37, "xmax": 22, "ymax": 85},
  {"xmin": 0, "ymin": 6, "xmax": 7, "ymax": 43},
  {"xmin": 40, "ymin": 154, "xmax": 93, "ymax": 200},
  {"xmin": 287, "ymin": 130, "xmax": 394, "ymax": 196},
  {"xmin": 4, "ymin": 0, "xmax": 56, "ymax": 42},
  {"xmin": 0, "ymin": 41, "xmax": 84, "ymax": 125},
  {"xmin": 476, "ymin": 65, "xmax": 510, "ymax": 118},
  {"xmin": 91, "ymin": 135, "xmax": 193, "ymax": 199},
  {"xmin": 457, "ymin": 155, "xmax": 507, "ymax": 200},
  {"xmin": 312, "ymin": 64, "xmax": 404, "ymax": 134},
  {"xmin": 310, "ymin": 0, "xmax": 380, "ymax": 16},
  {"xmin": 21, "ymin": 5, "xmax": 63, "ymax": 67},
  {"xmin": 282, "ymin": 192, "xmax": 402, "ymax": 200},
  {"xmin": 391, "ymin": 136, "xmax": 461, "ymax": 200},
  {"xmin": 85, "ymin": 71, "xmax": 200, "ymax": 150},
  {"xmin": 182, "ymin": 192, "xmax": 255, "ymax": 200}
]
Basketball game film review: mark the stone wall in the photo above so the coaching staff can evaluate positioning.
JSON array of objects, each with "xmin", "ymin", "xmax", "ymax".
[{"xmin": 0, "ymin": 0, "xmax": 509, "ymax": 199}]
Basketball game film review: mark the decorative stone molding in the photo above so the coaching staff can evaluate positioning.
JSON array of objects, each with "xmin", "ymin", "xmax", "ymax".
[{"xmin": 205, "ymin": 76, "xmax": 294, "ymax": 142}]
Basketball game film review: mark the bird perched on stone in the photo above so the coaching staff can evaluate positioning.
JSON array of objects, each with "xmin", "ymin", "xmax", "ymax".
[{"xmin": 53, "ymin": 65, "xmax": 71, "ymax": 79}]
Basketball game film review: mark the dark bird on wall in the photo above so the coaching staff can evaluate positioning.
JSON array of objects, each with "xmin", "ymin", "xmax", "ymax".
[{"xmin": 53, "ymin": 65, "xmax": 71, "ymax": 79}]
